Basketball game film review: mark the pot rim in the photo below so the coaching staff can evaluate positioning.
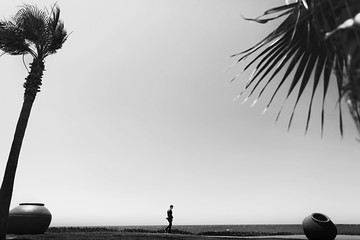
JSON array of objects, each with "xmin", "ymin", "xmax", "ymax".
[
  {"xmin": 19, "ymin": 203, "xmax": 45, "ymax": 206},
  {"xmin": 311, "ymin": 212, "xmax": 330, "ymax": 223}
]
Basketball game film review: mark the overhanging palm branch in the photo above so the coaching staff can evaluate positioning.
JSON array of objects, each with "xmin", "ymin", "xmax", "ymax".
[{"xmin": 233, "ymin": 0, "xmax": 360, "ymax": 137}]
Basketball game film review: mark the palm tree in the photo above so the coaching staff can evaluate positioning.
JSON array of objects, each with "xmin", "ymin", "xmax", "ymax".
[
  {"xmin": 233, "ymin": 0, "xmax": 360, "ymax": 137},
  {"xmin": 0, "ymin": 4, "xmax": 67, "ymax": 239}
]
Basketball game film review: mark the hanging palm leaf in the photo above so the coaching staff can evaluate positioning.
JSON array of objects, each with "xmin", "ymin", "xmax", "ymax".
[{"xmin": 234, "ymin": 0, "xmax": 360, "ymax": 137}]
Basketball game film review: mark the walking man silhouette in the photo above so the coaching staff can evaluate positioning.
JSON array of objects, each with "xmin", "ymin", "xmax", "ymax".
[{"xmin": 165, "ymin": 205, "xmax": 173, "ymax": 233}]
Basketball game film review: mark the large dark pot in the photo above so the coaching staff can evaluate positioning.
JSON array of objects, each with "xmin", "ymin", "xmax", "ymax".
[
  {"xmin": 302, "ymin": 212, "xmax": 337, "ymax": 240},
  {"xmin": 7, "ymin": 203, "xmax": 52, "ymax": 234}
]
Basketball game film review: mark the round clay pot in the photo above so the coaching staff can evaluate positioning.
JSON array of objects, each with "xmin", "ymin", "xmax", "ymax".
[
  {"xmin": 7, "ymin": 203, "xmax": 52, "ymax": 234},
  {"xmin": 302, "ymin": 212, "xmax": 337, "ymax": 240}
]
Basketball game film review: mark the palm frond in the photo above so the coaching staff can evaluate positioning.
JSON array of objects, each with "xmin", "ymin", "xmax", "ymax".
[
  {"xmin": 233, "ymin": 0, "xmax": 359, "ymax": 136},
  {"xmin": 0, "ymin": 21, "xmax": 32, "ymax": 55},
  {"xmin": 13, "ymin": 4, "xmax": 48, "ymax": 45},
  {"xmin": 46, "ymin": 20, "xmax": 68, "ymax": 55},
  {"xmin": 45, "ymin": 4, "xmax": 68, "ymax": 56},
  {"xmin": 313, "ymin": 0, "xmax": 360, "ymax": 135},
  {"xmin": 0, "ymin": 4, "xmax": 68, "ymax": 59},
  {"xmin": 320, "ymin": 54, "xmax": 334, "ymax": 136}
]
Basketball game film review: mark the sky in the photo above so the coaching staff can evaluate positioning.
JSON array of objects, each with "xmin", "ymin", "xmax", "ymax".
[{"xmin": 0, "ymin": 0, "xmax": 360, "ymax": 227}]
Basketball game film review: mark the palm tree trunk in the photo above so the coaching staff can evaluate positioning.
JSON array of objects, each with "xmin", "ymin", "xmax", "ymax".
[
  {"xmin": 0, "ymin": 58, "xmax": 44, "ymax": 240},
  {"xmin": 0, "ymin": 100, "xmax": 34, "ymax": 240}
]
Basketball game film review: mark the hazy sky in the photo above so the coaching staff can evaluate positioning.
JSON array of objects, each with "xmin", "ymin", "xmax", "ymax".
[{"xmin": 0, "ymin": 0, "xmax": 360, "ymax": 227}]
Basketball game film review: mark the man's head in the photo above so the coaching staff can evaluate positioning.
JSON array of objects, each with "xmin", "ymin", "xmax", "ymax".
[{"xmin": 170, "ymin": 205, "xmax": 173, "ymax": 209}]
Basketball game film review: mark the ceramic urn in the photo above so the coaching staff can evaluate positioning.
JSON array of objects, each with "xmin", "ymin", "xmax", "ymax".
[
  {"xmin": 302, "ymin": 212, "xmax": 337, "ymax": 240},
  {"xmin": 7, "ymin": 203, "xmax": 52, "ymax": 234}
]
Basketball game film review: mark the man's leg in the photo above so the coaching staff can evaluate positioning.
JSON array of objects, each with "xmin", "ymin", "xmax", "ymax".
[
  {"xmin": 168, "ymin": 220, "xmax": 172, "ymax": 233},
  {"xmin": 165, "ymin": 219, "xmax": 170, "ymax": 232}
]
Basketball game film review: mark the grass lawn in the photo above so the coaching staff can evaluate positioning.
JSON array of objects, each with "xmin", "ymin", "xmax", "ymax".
[
  {"xmin": 8, "ymin": 226, "xmax": 360, "ymax": 240},
  {"xmin": 6, "ymin": 232, "xmax": 303, "ymax": 240}
]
